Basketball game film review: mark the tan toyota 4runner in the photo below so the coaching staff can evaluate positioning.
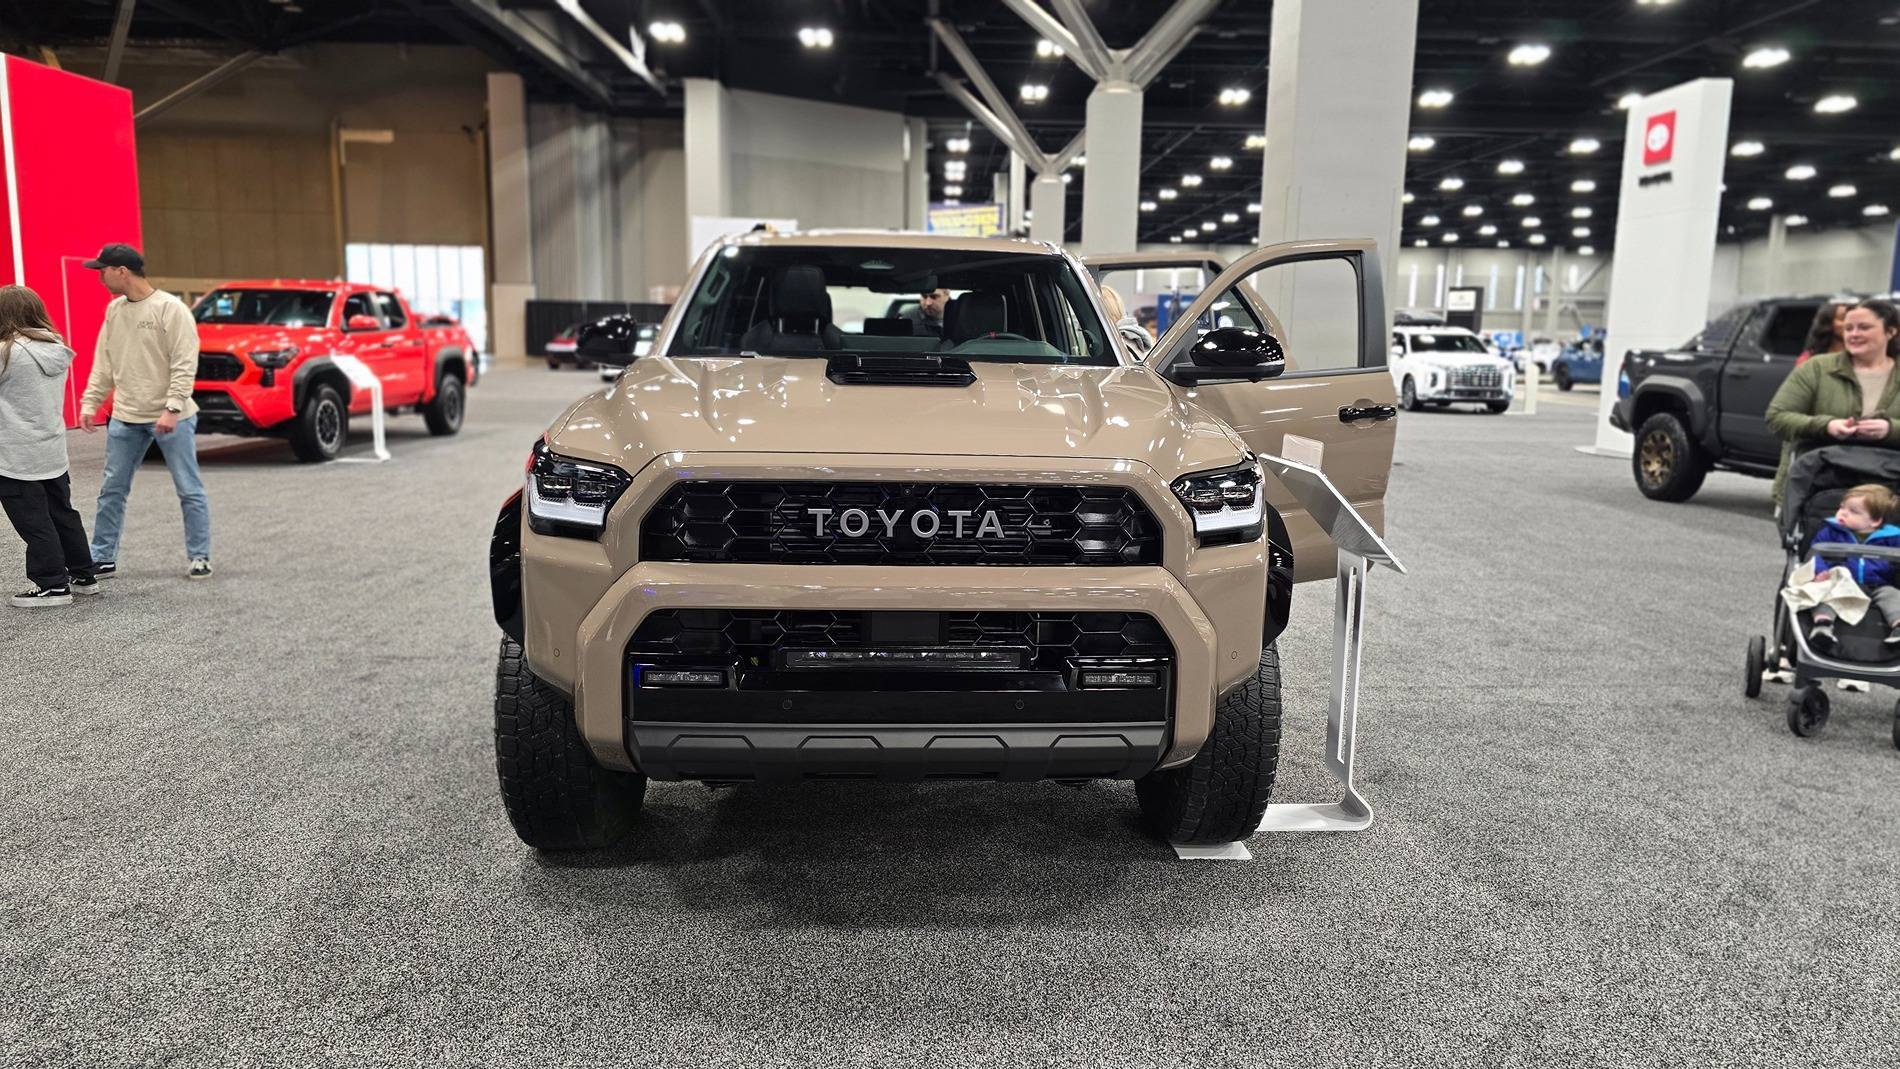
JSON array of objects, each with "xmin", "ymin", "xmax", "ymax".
[{"xmin": 488, "ymin": 231, "xmax": 1398, "ymax": 846}]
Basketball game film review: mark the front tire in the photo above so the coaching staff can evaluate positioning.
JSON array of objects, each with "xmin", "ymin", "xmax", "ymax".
[
  {"xmin": 495, "ymin": 638, "xmax": 645, "ymax": 850},
  {"xmin": 1554, "ymin": 364, "xmax": 1574, "ymax": 391},
  {"xmin": 1745, "ymin": 635, "xmax": 1766, "ymax": 699},
  {"xmin": 289, "ymin": 383, "xmax": 347, "ymax": 463},
  {"xmin": 1786, "ymin": 683, "xmax": 1829, "ymax": 738},
  {"xmin": 1486, "ymin": 400, "xmax": 1511, "ymax": 414},
  {"xmin": 423, "ymin": 372, "xmax": 464, "ymax": 436},
  {"xmin": 1632, "ymin": 412, "xmax": 1710, "ymax": 502},
  {"xmin": 1401, "ymin": 376, "xmax": 1422, "ymax": 412},
  {"xmin": 1135, "ymin": 646, "xmax": 1283, "ymax": 844}
]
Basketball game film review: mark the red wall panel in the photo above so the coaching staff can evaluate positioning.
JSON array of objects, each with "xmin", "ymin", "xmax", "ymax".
[{"xmin": 1, "ymin": 56, "xmax": 142, "ymax": 426}]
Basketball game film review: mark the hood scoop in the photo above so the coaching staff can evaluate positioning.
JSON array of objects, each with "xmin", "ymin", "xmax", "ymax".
[{"xmin": 826, "ymin": 352, "xmax": 976, "ymax": 387}]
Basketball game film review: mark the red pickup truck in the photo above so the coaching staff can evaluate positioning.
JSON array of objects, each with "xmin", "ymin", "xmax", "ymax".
[{"xmin": 189, "ymin": 280, "xmax": 478, "ymax": 462}]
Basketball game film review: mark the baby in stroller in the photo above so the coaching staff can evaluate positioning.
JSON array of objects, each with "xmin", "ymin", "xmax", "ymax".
[{"xmin": 1795, "ymin": 483, "xmax": 1900, "ymax": 652}]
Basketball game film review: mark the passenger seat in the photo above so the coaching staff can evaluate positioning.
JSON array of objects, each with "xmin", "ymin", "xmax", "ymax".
[
  {"xmin": 739, "ymin": 266, "xmax": 844, "ymax": 353},
  {"xmin": 941, "ymin": 290, "xmax": 1009, "ymax": 347}
]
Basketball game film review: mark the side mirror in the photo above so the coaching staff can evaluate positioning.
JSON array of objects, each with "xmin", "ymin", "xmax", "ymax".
[
  {"xmin": 1391, "ymin": 343, "xmax": 1405, "ymax": 359},
  {"xmin": 577, "ymin": 314, "xmax": 643, "ymax": 363},
  {"xmin": 1167, "ymin": 326, "xmax": 1286, "ymax": 385},
  {"xmin": 345, "ymin": 314, "xmax": 381, "ymax": 331}
]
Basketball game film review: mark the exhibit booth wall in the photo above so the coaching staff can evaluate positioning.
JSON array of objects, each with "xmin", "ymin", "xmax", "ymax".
[{"xmin": 0, "ymin": 56, "xmax": 142, "ymax": 428}]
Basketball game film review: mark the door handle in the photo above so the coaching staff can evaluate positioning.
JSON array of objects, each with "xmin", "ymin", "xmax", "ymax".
[
  {"xmin": 1339, "ymin": 404, "xmax": 1397, "ymax": 424},
  {"xmin": 379, "ymin": 340, "xmax": 399, "ymax": 348},
  {"xmin": 1728, "ymin": 367, "xmax": 1752, "ymax": 379}
]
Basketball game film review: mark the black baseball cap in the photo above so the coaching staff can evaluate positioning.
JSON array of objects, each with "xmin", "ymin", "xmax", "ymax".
[{"xmin": 82, "ymin": 243, "xmax": 144, "ymax": 271}]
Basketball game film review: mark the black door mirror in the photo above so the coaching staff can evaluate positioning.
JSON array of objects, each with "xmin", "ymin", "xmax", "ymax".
[
  {"xmin": 1167, "ymin": 326, "xmax": 1286, "ymax": 385},
  {"xmin": 577, "ymin": 314, "xmax": 643, "ymax": 364}
]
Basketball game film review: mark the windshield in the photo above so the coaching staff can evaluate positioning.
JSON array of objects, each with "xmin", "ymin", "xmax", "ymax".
[
  {"xmin": 194, "ymin": 289, "xmax": 334, "ymax": 327},
  {"xmin": 668, "ymin": 245, "xmax": 1115, "ymax": 366},
  {"xmin": 1406, "ymin": 331, "xmax": 1488, "ymax": 354}
]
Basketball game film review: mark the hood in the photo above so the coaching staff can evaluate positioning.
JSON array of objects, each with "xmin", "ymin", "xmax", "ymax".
[
  {"xmin": 3, "ymin": 337, "xmax": 73, "ymax": 377},
  {"xmin": 548, "ymin": 356, "xmax": 1248, "ymax": 478},
  {"xmin": 1410, "ymin": 351, "xmax": 1511, "ymax": 371}
]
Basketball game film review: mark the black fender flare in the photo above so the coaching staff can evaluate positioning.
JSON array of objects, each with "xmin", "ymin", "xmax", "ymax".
[
  {"xmin": 492, "ymin": 488, "xmax": 524, "ymax": 643},
  {"xmin": 433, "ymin": 345, "xmax": 468, "ymax": 385},
  {"xmin": 291, "ymin": 357, "xmax": 352, "ymax": 413},
  {"xmin": 1264, "ymin": 502, "xmax": 1294, "ymax": 644},
  {"xmin": 1629, "ymin": 375, "xmax": 1711, "ymax": 439}
]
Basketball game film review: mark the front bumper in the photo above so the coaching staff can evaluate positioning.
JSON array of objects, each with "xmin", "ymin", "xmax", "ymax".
[{"xmin": 1609, "ymin": 396, "xmax": 1632, "ymax": 431}]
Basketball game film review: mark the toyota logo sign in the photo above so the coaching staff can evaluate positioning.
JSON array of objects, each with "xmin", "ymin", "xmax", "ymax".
[{"xmin": 1643, "ymin": 110, "xmax": 1676, "ymax": 166}]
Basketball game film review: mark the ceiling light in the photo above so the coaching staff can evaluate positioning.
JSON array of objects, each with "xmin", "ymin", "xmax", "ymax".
[
  {"xmin": 796, "ymin": 26, "xmax": 834, "ymax": 48},
  {"xmin": 648, "ymin": 21, "xmax": 686, "ymax": 44},
  {"xmin": 1568, "ymin": 138, "xmax": 1602, "ymax": 155},
  {"xmin": 1201, "ymin": 220, "xmax": 1217, "ymax": 231},
  {"xmin": 1209, "ymin": 155, "xmax": 1233, "ymax": 171},
  {"xmin": 1244, "ymin": 133, "xmax": 1267, "ymax": 150},
  {"xmin": 1497, "ymin": 159, "xmax": 1525, "ymax": 175},
  {"xmin": 1742, "ymin": 46, "xmax": 1791, "ymax": 70},
  {"xmin": 1421, "ymin": 214, "xmax": 1441, "ymax": 226},
  {"xmin": 1140, "ymin": 200, "xmax": 1157, "ymax": 212},
  {"xmin": 1413, "ymin": 238, "xmax": 1429, "ymax": 247},
  {"xmin": 1731, "ymin": 140, "xmax": 1766, "ymax": 157},
  {"xmin": 1183, "ymin": 228, "xmax": 1199, "ymax": 238},
  {"xmin": 1402, "ymin": 192, "xmax": 1416, "ymax": 204},
  {"xmin": 1572, "ymin": 226, "xmax": 1591, "ymax": 237},
  {"xmin": 1408, "ymin": 135, "xmax": 1436, "ymax": 151},
  {"xmin": 1867, "ymin": 204, "xmax": 1893, "ymax": 217},
  {"xmin": 1158, "ymin": 188, "xmax": 1178, "ymax": 200},
  {"xmin": 945, "ymin": 137, "xmax": 970, "ymax": 154},
  {"xmin": 1636, "ymin": 0, "xmax": 1676, "ymax": 6},
  {"xmin": 1522, "ymin": 216, "xmax": 1542, "ymax": 227},
  {"xmin": 1529, "ymin": 233, "xmax": 1548, "ymax": 245},
  {"xmin": 1497, "ymin": 241, "xmax": 1511, "ymax": 248},
  {"xmin": 1785, "ymin": 214, "xmax": 1809, "ymax": 226},
  {"xmin": 1578, "ymin": 245, "xmax": 1596, "ymax": 256},
  {"xmin": 1830, "ymin": 183, "xmax": 1857, "ymax": 198},
  {"xmin": 1218, "ymin": 87, "xmax": 1252, "ymax": 106},
  {"xmin": 1479, "ymin": 224, "xmax": 1498, "ymax": 236},
  {"xmin": 1181, "ymin": 173, "xmax": 1203, "ymax": 187},
  {"xmin": 1442, "ymin": 232, "xmax": 1460, "ymax": 243},
  {"xmin": 1815, "ymin": 95, "xmax": 1857, "ymax": 114},
  {"xmin": 1571, "ymin": 179, "xmax": 1598, "ymax": 193},
  {"xmin": 1019, "ymin": 83, "xmax": 1049, "ymax": 103},
  {"xmin": 1783, "ymin": 164, "xmax": 1817, "ymax": 181},
  {"xmin": 1035, "ymin": 38, "xmax": 1064, "ymax": 58},
  {"xmin": 1246, "ymin": 203, "xmax": 1261, "ymax": 214},
  {"xmin": 1221, "ymin": 212, "xmax": 1240, "ymax": 224},
  {"xmin": 1073, "ymin": 155, "xmax": 1086, "ymax": 167},
  {"xmin": 944, "ymin": 184, "xmax": 963, "ymax": 196},
  {"xmin": 1511, "ymin": 193, "xmax": 1535, "ymax": 207},
  {"xmin": 1417, "ymin": 88, "xmax": 1454, "ymax": 109},
  {"xmin": 1439, "ymin": 177, "xmax": 1465, "ymax": 191},
  {"xmin": 1169, "ymin": 236, "xmax": 1183, "ymax": 244},
  {"xmin": 943, "ymin": 198, "xmax": 960, "ymax": 205},
  {"xmin": 1508, "ymin": 43, "xmax": 1551, "ymax": 66},
  {"xmin": 1747, "ymin": 196, "xmax": 1774, "ymax": 210},
  {"xmin": 1571, "ymin": 207, "xmax": 1593, "ymax": 218},
  {"xmin": 1617, "ymin": 92, "xmax": 1643, "ymax": 110},
  {"xmin": 1462, "ymin": 204, "xmax": 1484, "ymax": 217},
  {"xmin": 1061, "ymin": 173, "xmax": 1072, "ymax": 184}
]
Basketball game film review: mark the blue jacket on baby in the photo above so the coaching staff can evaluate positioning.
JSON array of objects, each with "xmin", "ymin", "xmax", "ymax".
[{"xmin": 1810, "ymin": 519, "xmax": 1900, "ymax": 588}]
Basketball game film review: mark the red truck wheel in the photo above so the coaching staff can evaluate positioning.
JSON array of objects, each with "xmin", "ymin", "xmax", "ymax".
[
  {"xmin": 290, "ymin": 383, "xmax": 348, "ymax": 463},
  {"xmin": 424, "ymin": 373, "xmax": 465, "ymax": 436}
]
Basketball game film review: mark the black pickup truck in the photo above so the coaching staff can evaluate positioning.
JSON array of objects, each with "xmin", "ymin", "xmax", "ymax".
[{"xmin": 1611, "ymin": 296, "xmax": 1831, "ymax": 501}]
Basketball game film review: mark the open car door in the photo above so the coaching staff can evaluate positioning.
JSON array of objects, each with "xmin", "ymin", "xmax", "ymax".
[{"xmin": 1091, "ymin": 243, "xmax": 1397, "ymax": 582}]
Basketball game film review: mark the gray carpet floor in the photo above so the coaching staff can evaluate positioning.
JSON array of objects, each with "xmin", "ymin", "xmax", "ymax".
[{"xmin": 1, "ymin": 366, "xmax": 1895, "ymax": 1068}]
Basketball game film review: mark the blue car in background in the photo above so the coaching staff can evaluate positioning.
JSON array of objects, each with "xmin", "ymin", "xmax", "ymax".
[{"xmin": 1550, "ymin": 339, "xmax": 1604, "ymax": 391}]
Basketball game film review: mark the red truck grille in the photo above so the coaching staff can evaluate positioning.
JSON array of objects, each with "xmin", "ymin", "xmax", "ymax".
[{"xmin": 197, "ymin": 352, "xmax": 244, "ymax": 382}]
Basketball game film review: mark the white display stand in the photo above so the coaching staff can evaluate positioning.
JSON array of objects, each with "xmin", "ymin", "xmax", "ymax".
[
  {"xmin": 329, "ymin": 353, "xmax": 389, "ymax": 463},
  {"xmin": 1172, "ymin": 453, "xmax": 1404, "ymax": 859}
]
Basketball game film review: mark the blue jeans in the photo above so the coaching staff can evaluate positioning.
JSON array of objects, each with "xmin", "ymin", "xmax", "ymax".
[{"xmin": 91, "ymin": 416, "xmax": 212, "ymax": 563}]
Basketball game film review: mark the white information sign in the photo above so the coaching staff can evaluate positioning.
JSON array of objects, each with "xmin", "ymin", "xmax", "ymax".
[{"xmin": 329, "ymin": 353, "xmax": 389, "ymax": 463}]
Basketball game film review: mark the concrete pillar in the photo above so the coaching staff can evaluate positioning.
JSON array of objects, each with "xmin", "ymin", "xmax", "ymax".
[
  {"xmin": 904, "ymin": 118, "xmax": 928, "ymax": 230},
  {"xmin": 683, "ymin": 77, "xmax": 731, "ymax": 258},
  {"xmin": 1080, "ymin": 82, "xmax": 1141, "ymax": 254},
  {"xmin": 1543, "ymin": 248, "xmax": 1565, "ymax": 335},
  {"xmin": 574, "ymin": 113, "xmax": 614, "ymax": 300},
  {"xmin": 1008, "ymin": 152, "xmax": 1027, "ymax": 234},
  {"xmin": 486, "ymin": 72, "xmax": 534, "ymax": 363},
  {"xmin": 1257, "ymin": 0, "xmax": 1418, "ymax": 313},
  {"xmin": 1029, "ymin": 172, "xmax": 1065, "ymax": 245}
]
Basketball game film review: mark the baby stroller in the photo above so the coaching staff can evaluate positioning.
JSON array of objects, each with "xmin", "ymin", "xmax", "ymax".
[{"xmin": 1747, "ymin": 444, "xmax": 1900, "ymax": 749}]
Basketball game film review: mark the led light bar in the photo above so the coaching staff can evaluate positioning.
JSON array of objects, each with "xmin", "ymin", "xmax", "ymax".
[{"xmin": 781, "ymin": 648, "xmax": 1024, "ymax": 670}]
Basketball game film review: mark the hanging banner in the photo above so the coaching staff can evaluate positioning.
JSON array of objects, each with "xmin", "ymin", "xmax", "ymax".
[{"xmin": 926, "ymin": 202, "xmax": 1003, "ymax": 237}]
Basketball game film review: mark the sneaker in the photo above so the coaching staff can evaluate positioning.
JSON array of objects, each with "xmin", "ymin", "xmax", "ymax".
[
  {"xmin": 1884, "ymin": 627, "xmax": 1900, "ymax": 647},
  {"xmin": 68, "ymin": 574, "xmax": 101, "ymax": 596},
  {"xmin": 90, "ymin": 561, "xmax": 116, "ymax": 579},
  {"xmin": 11, "ymin": 585, "xmax": 72, "ymax": 608},
  {"xmin": 187, "ymin": 559, "xmax": 212, "ymax": 580},
  {"xmin": 1809, "ymin": 622, "xmax": 1838, "ymax": 655}
]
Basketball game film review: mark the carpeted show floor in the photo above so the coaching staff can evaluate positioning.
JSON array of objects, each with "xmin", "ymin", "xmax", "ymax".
[{"xmin": 1, "ymin": 367, "xmax": 1895, "ymax": 1068}]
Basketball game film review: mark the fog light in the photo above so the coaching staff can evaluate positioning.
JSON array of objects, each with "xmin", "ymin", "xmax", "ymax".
[
  {"xmin": 641, "ymin": 668, "xmax": 726, "ymax": 687},
  {"xmin": 1078, "ymin": 669, "xmax": 1160, "ymax": 688}
]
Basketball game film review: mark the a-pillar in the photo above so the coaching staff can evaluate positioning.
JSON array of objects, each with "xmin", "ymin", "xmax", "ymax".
[
  {"xmin": 683, "ymin": 77, "xmax": 731, "ymax": 260},
  {"xmin": 1080, "ymin": 82, "xmax": 1142, "ymax": 253},
  {"xmin": 1257, "ymin": 0, "xmax": 1418, "ymax": 305},
  {"xmin": 486, "ymin": 72, "xmax": 534, "ymax": 364},
  {"xmin": 1030, "ymin": 172, "xmax": 1065, "ymax": 245}
]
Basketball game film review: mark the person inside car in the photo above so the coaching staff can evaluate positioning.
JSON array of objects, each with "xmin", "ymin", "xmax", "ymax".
[
  {"xmin": 1765, "ymin": 299, "xmax": 1900, "ymax": 508},
  {"xmin": 904, "ymin": 287, "xmax": 949, "ymax": 338}
]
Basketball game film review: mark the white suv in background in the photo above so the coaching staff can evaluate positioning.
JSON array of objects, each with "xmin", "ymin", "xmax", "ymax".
[{"xmin": 1389, "ymin": 324, "xmax": 1516, "ymax": 414}]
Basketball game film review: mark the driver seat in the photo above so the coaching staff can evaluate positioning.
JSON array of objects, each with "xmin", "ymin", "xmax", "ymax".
[
  {"xmin": 740, "ymin": 266, "xmax": 843, "ymax": 353},
  {"xmin": 941, "ymin": 290, "xmax": 1008, "ymax": 347}
]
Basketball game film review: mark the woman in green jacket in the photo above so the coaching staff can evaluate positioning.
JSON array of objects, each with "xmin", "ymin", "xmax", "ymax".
[{"xmin": 1767, "ymin": 298, "xmax": 1900, "ymax": 506}]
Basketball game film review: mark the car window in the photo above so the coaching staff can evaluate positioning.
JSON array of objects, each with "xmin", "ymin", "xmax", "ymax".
[
  {"xmin": 671, "ymin": 246, "xmax": 1115, "ymax": 366},
  {"xmin": 1192, "ymin": 257, "xmax": 1365, "ymax": 373},
  {"xmin": 193, "ymin": 289, "xmax": 334, "ymax": 326},
  {"xmin": 1404, "ymin": 331, "xmax": 1489, "ymax": 354},
  {"xmin": 342, "ymin": 293, "xmax": 378, "ymax": 327},
  {"xmin": 1684, "ymin": 303, "xmax": 1753, "ymax": 351},
  {"xmin": 375, "ymin": 292, "xmax": 407, "ymax": 329},
  {"xmin": 1758, "ymin": 303, "xmax": 1819, "ymax": 356}
]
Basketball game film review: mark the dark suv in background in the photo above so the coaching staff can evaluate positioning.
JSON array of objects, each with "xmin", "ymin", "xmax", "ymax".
[{"xmin": 1613, "ymin": 296, "xmax": 1837, "ymax": 501}]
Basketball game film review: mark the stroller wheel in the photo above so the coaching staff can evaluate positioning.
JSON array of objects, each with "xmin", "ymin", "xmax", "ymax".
[
  {"xmin": 1786, "ymin": 685, "xmax": 1830, "ymax": 738},
  {"xmin": 1892, "ymin": 700, "xmax": 1900, "ymax": 751},
  {"xmin": 1744, "ymin": 636, "xmax": 1766, "ymax": 699}
]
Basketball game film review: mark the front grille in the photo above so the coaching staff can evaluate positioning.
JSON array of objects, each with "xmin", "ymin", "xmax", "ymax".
[
  {"xmin": 196, "ymin": 352, "xmax": 243, "ymax": 382},
  {"xmin": 640, "ymin": 481, "xmax": 1162, "ymax": 565},
  {"xmin": 192, "ymin": 390, "xmax": 241, "ymax": 415},
  {"xmin": 629, "ymin": 609, "xmax": 1172, "ymax": 673},
  {"xmin": 1448, "ymin": 365, "xmax": 1502, "ymax": 389}
]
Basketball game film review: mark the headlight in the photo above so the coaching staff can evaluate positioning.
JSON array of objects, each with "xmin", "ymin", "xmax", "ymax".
[
  {"xmin": 526, "ymin": 439, "xmax": 631, "ymax": 538},
  {"xmin": 1171, "ymin": 461, "xmax": 1263, "ymax": 546},
  {"xmin": 249, "ymin": 346, "xmax": 298, "ymax": 369}
]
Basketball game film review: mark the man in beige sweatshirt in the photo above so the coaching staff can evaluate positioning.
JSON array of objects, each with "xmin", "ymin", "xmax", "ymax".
[{"xmin": 78, "ymin": 244, "xmax": 213, "ymax": 580}]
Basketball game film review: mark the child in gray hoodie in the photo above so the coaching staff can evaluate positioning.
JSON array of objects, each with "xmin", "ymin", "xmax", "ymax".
[{"xmin": 0, "ymin": 284, "xmax": 99, "ymax": 607}]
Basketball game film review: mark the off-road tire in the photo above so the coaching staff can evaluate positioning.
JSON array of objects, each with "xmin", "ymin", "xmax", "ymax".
[
  {"xmin": 289, "ymin": 383, "xmax": 347, "ymax": 463},
  {"xmin": 1486, "ymin": 400, "xmax": 1511, "ymax": 414},
  {"xmin": 1401, "ymin": 377, "xmax": 1421, "ymax": 412},
  {"xmin": 1633, "ymin": 412, "xmax": 1709, "ymax": 502},
  {"xmin": 495, "ymin": 637, "xmax": 645, "ymax": 850},
  {"xmin": 423, "ymin": 372, "xmax": 465, "ymax": 436},
  {"xmin": 1554, "ymin": 364, "xmax": 1574, "ymax": 391},
  {"xmin": 1786, "ymin": 683, "xmax": 1829, "ymax": 738},
  {"xmin": 1135, "ymin": 645, "xmax": 1283, "ymax": 844},
  {"xmin": 1745, "ymin": 635, "xmax": 1766, "ymax": 699}
]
